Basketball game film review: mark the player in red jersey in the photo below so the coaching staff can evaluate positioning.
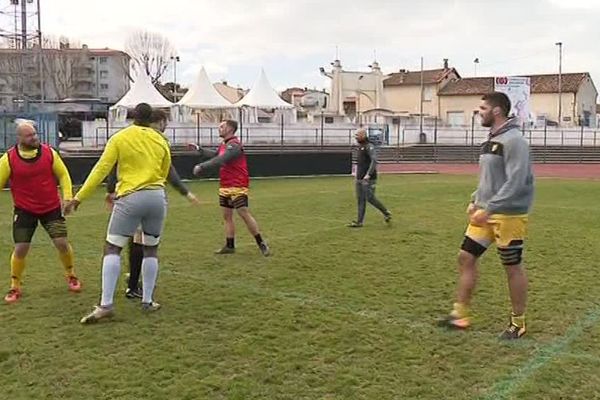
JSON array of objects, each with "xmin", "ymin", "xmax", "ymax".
[
  {"xmin": 0, "ymin": 121, "xmax": 81, "ymax": 303},
  {"xmin": 191, "ymin": 120, "xmax": 270, "ymax": 256}
]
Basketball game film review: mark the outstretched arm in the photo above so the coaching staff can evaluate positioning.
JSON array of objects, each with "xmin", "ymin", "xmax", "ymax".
[
  {"xmin": 74, "ymin": 138, "xmax": 119, "ymax": 202},
  {"xmin": 196, "ymin": 143, "xmax": 242, "ymax": 171},
  {"xmin": 167, "ymin": 165, "xmax": 190, "ymax": 196},
  {"xmin": 188, "ymin": 143, "xmax": 217, "ymax": 159}
]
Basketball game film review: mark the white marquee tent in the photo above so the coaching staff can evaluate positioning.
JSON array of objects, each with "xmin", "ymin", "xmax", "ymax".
[
  {"xmin": 109, "ymin": 72, "xmax": 172, "ymax": 121},
  {"xmin": 234, "ymin": 69, "xmax": 294, "ymax": 123},
  {"xmin": 234, "ymin": 69, "xmax": 294, "ymax": 109},
  {"xmin": 177, "ymin": 67, "xmax": 233, "ymax": 109},
  {"xmin": 175, "ymin": 66, "xmax": 235, "ymax": 122}
]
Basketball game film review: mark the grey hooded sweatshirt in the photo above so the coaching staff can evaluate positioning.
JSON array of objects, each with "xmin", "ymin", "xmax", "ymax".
[{"xmin": 472, "ymin": 119, "xmax": 534, "ymax": 215}]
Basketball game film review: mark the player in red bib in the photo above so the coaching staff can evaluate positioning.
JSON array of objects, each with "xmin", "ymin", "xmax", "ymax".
[
  {"xmin": 0, "ymin": 121, "xmax": 81, "ymax": 303},
  {"xmin": 191, "ymin": 120, "xmax": 270, "ymax": 256}
]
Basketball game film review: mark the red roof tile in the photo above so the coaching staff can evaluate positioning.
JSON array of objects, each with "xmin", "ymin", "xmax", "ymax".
[
  {"xmin": 384, "ymin": 68, "xmax": 459, "ymax": 86},
  {"xmin": 439, "ymin": 73, "xmax": 592, "ymax": 95}
]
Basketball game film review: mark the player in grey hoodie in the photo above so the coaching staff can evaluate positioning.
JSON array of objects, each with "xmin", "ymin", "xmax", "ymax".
[{"xmin": 439, "ymin": 92, "xmax": 534, "ymax": 340}]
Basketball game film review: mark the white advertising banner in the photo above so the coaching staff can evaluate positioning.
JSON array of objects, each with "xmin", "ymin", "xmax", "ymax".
[{"xmin": 494, "ymin": 76, "xmax": 531, "ymax": 125}]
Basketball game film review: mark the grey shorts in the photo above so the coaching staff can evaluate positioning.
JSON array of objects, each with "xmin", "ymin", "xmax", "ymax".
[{"xmin": 106, "ymin": 189, "xmax": 167, "ymax": 247}]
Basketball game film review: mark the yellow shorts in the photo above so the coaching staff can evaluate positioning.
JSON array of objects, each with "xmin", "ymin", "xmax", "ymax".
[
  {"xmin": 465, "ymin": 214, "xmax": 528, "ymax": 249},
  {"xmin": 219, "ymin": 187, "xmax": 249, "ymax": 209}
]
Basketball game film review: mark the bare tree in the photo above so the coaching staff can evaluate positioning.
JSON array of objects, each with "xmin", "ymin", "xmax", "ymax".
[
  {"xmin": 0, "ymin": 52, "xmax": 21, "ymax": 96},
  {"xmin": 41, "ymin": 50, "xmax": 88, "ymax": 99},
  {"xmin": 35, "ymin": 35, "xmax": 87, "ymax": 99},
  {"xmin": 155, "ymin": 81, "xmax": 188, "ymax": 102},
  {"xmin": 124, "ymin": 30, "xmax": 176, "ymax": 84}
]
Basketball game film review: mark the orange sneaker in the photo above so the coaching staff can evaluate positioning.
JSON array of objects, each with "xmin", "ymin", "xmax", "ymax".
[
  {"xmin": 4, "ymin": 287, "xmax": 22, "ymax": 304},
  {"xmin": 67, "ymin": 276, "xmax": 82, "ymax": 292}
]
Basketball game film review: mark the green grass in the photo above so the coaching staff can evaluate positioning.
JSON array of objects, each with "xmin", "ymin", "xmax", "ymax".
[{"xmin": 1, "ymin": 174, "xmax": 600, "ymax": 399}]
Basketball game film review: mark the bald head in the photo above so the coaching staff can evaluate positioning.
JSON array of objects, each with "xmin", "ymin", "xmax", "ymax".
[
  {"xmin": 355, "ymin": 128, "xmax": 368, "ymax": 144},
  {"xmin": 16, "ymin": 121, "xmax": 40, "ymax": 149}
]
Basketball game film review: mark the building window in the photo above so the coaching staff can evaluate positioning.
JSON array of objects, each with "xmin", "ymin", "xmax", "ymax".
[
  {"xmin": 99, "ymin": 70, "xmax": 109, "ymax": 79},
  {"xmin": 424, "ymin": 86, "xmax": 434, "ymax": 102},
  {"xmin": 447, "ymin": 111, "xmax": 465, "ymax": 127},
  {"xmin": 99, "ymin": 57, "xmax": 108, "ymax": 64},
  {"xmin": 100, "ymin": 83, "xmax": 109, "ymax": 90},
  {"xmin": 324, "ymin": 116, "xmax": 334, "ymax": 124}
]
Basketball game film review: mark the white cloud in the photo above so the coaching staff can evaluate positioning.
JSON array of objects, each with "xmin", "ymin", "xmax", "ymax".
[
  {"xmin": 37, "ymin": 0, "xmax": 600, "ymax": 93},
  {"xmin": 547, "ymin": 0, "xmax": 600, "ymax": 9}
]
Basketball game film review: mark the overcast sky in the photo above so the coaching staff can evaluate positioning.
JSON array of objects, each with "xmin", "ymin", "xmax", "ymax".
[{"xmin": 34, "ymin": 0, "xmax": 600, "ymax": 91}]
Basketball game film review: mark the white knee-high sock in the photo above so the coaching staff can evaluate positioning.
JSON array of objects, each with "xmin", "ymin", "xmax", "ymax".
[
  {"xmin": 141, "ymin": 257, "xmax": 159, "ymax": 304},
  {"xmin": 100, "ymin": 254, "xmax": 121, "ymax": 307}
]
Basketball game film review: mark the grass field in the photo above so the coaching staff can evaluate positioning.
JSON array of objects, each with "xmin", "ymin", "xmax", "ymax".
[{"xmin": 1, "ymin": 174, "xmax": 600, "ymax": 399}]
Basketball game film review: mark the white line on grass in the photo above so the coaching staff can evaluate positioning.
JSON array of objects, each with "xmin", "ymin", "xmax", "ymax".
[
  {"xmin": 162, "ymin": 268, "xmax": 501, "ymax": 341},
  {"xmin": 480, "ymin": 305, "xmax": 600, "ymax": 400}
]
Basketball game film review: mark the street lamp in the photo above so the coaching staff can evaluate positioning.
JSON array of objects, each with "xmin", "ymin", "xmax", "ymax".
[
  {"xmin": 473, "ymin": 58, "xmax": 480, "ymax": 77},
  {"xmin": 170, "ymin": 55, "xmax": 180, "ymax": 102},
  {"xmin": 555, "ymin": 42, "xmax": 563, "ymax": 126},
  {"xmin": 419, "ymin": 56, "xmax": 424, "ymax": 136}
]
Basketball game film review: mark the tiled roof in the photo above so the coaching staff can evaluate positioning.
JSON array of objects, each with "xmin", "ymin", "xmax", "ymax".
[
  {"xmin": 384, "ymin": 68, "xmax": 458, "ymax": 86},
  {"xmin": 439, "ymin": 73, "xmax": 592, "ymax": 95}
]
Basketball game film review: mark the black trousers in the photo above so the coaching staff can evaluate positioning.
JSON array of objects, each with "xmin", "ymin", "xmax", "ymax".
[{"xmin": 355, "ymin": 180, "xmax": 388, "ymax": 223}]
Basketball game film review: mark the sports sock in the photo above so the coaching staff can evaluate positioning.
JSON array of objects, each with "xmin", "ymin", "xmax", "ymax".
[
  {"xmin": 58, "ymin": 244, "xmax": 76, "ymax": 278},
  {"xmin": 100, "ymin": 254, "xmax": 121, "ymax": 307},
  {"xmin": 141, "ymin": 257, "xmax": 159, "ymax": 304},
  {"xmin": 10, "ymin": 252, "xmax": 26, "ymax": 289},
  {"xmin": 226, "ymin": 237, "xmax": 235, "ymax": 249},
  {"xmin": 511, "ymin": 313, "xmax": 526, "ymax": 329},
  {"xmin": 254, "ymin": 234, "xmax": 264, "ymax": 246},
  {"xmin": 128, "ymin": 242, "xmax": 143, "ymax": 291},
  {"xmin": 450, "ymin": 302, "xmax": 469, "ymax": 319}
]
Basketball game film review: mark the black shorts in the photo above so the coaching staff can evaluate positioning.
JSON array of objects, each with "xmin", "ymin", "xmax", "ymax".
[
  {"xmin": 13, "ymin": 207, "xmax": 67, "ymax": 243},
  {"xmin": 218, "ymin": 188, "xmax": 249, "ymax": 209}
]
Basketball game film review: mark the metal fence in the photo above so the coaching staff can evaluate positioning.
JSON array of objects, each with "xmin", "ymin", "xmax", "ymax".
[
  {"xmin": 89, "ymin": 125, "xmax": 359, "ymax": 148},
  {"xmin": 403, "ymin": 125, "xmax": 600, "ymax": 147},
  {"xmin": 83, "ymin": 119, "xmax": 600, "ymax": 149}
]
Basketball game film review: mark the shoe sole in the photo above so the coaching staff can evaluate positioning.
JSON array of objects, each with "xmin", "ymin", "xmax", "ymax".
[
  {"xmin": 437, "ymin": 319, "xmax": 470, "ymax": 330},
  {"xmin": 80, "ymin": 311, "xmax": 114, "ymax": 324}
]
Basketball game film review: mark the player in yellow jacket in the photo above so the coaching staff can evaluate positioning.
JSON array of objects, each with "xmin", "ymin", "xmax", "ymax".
[{"xmin": 64, "ymin": 103, "xmax": 171, "ymax": 323}]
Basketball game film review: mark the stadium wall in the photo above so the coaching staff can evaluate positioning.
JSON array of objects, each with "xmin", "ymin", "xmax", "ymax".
[{"xmin": 63, "ymin": 152, "xmax": 353, "ymax": 185}]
